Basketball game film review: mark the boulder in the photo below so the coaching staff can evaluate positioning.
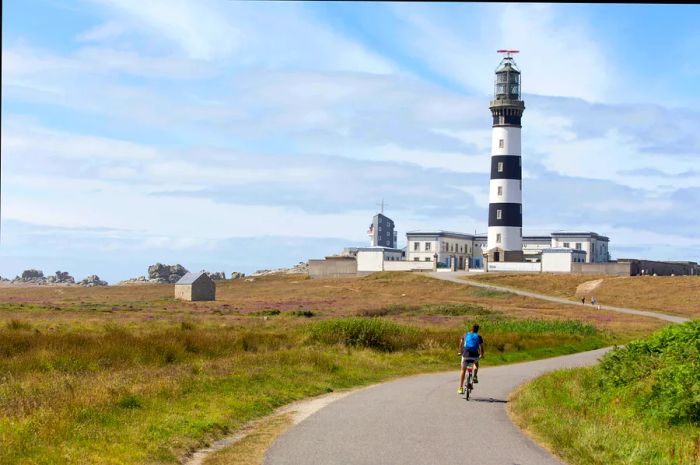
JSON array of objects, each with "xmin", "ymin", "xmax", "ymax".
[
  {"xmin": 148, "ymin": 263, "xmax": 188, "ymax": 283},
  {"xmin": 204, "ymin": 271, "xmax": 226, "ymax": 280},
  {"xmin": 13, "ymin": 269, "xmax": 47, "ymax": 284},
  {"xmin": 80, "ymin": 275, "xmax": 108, "ymax": 287},
  {"xmin": 47, "ymin": 271, "xmax": 75, "ymax": 284}
]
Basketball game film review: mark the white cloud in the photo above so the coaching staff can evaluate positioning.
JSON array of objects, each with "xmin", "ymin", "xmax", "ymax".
[
  {"xmin": 76, "ymin": 20, "xmax": 129, "ymax": 43},
  {"xmin": 91, "ymin": 0, "xmax": 241, "ymax": 60},
  {"xmin": 392, "ymin": 3, "xmax": 614, "ymax": 101}
]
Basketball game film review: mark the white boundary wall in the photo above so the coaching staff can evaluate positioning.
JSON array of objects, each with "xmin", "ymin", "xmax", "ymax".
[
  {"xmin": 487, "ymin": 261, "xmax": 541, "ymax": 273},
  {"xmin": 382, "ymin": 261, "xmax": 434, "ymax": 272}
]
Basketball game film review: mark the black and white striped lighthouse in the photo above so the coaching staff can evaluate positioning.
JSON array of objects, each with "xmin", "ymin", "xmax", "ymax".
[{"xmin": 486, "ymin": 50, "xmax": 525, "ymax": 263}]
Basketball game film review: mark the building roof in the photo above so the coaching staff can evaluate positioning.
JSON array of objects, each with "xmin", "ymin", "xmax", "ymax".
[
  {"xmin": 406, "ymin": 230, "xmax": 475, "ymax": 240},
  {"xmin": 356, "ymin": 246, "xmax": 403, "ymax": 253},
  {"xmin": 551, "ymin": 231, "xmax": 609, "ymax": 241},
  {"xmin": 523, "ymin": 235, "xmax": 551, "ymax": 241},
  {"xmin": 542, "ymin": 247, "xmax": 587, "ymax": 254},
  {"xmin": 175, "ymin": 272, "xmax": 210, "ymax": 285}
]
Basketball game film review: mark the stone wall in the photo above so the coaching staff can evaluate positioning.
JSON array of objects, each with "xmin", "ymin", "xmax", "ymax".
[
  {"xmin": 571, "ymin": 262, "xmax": 632, "ymax": 276},
  {"xmin": 308, "ymin": 257, "xmax": 358, "ymax": 278}
]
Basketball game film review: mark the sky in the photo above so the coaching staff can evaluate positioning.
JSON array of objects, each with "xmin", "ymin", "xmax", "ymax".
[{"xmin": 2, "ymin": 1, "xmax": 700, "ymax": 283}]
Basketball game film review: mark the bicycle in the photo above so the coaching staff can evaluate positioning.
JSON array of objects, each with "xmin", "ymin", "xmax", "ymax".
[{"xmin": 463, "ymin": 357, "xmax": 479, "ymax": 400}]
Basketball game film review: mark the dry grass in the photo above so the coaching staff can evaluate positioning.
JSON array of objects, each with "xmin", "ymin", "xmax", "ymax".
[
  {"xmin": 0, "ymin": 273, "xmax": 665, "ymax": 337},
  {"xmin": 471, "ymin": 273, "xmax": 700, "ymax": 319},
  {"xmin": 201, "ymin": 414, "xmax": 293, "ymax": 465},
  {"xmin": 0, "ymin": 272, "xmax": 669, "ymax": 464}
]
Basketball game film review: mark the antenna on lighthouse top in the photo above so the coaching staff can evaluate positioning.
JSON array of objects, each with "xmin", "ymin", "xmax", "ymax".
[{"xmin": 497, "ymin": 49, "xmax": 519, "ymax": 58}]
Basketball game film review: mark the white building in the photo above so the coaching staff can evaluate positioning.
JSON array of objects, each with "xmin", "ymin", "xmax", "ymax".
[
  {"xmin": 355, "ymin": 247, "xmax": 404, "ymax": 272},
  {"xmin": 541, "ymin": 248, "xmax": 587, "ymax": 273},
  {"xmin": 550, "ymin": 232, "xmax": 610, "ymax": 263},
  {"xmin": 405, "ymin": 231, "xmax": 475, "ymax": 270}
]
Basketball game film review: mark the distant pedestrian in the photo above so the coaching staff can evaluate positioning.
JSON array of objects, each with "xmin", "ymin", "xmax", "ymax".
[
  {"xmin": 591, "ymin": 297, "xmax": 597, "ymax": 306},
  {"xmin": 581, "ymin": 297, "xmax": 585, "ymax": 304}
]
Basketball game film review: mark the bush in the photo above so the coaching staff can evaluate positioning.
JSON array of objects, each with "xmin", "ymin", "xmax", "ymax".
[
  {"xmin": 355, "ymin": 304, "xmax": 419, "ymax": 317},
  {"xmin": 6, "ymin": 320, "xmax": 32, "ymax": 330},
  {"xmin": 308, "ymin": 318, "xmax": 422, "ymax": 351},
  {"xmin": 599, "ymin": 321, "xmax": 700, "ymax": 424},
  {"xmin": 290, "ymin": 310, "xmax": 315, "ymax": 318},
  {"xmin": 426, "ymin": 303, "xmax": 495, "ymax": 317}
]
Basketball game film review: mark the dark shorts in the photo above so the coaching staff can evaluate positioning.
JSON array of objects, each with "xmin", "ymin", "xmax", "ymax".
[{"xmin": 461, "ymin": 352, "xmax": 480, "ymax": 369}]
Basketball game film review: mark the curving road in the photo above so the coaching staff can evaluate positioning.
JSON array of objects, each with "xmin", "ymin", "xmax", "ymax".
[
  {"xmin": 263, "ymin": 272, "xmax": 688, "ymax": 465},
  {"xmin": 429, "ymin": 271, "xmax": 688, "ymax": 324},
  {"xmin": 264, "ymin": 348, "xmax": 610, "ymax": 465}
]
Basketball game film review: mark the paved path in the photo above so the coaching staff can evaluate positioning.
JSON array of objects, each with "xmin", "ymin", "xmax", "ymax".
[
  {"xmin": 264, "ymin": 272, "xmax": 689, "ymax": 465},
  {"xmin": 264, "ymin": 348, "xmax": 610, "ymax": 465},
  {"xmin": 429, "ymin": 271, "xmax": 689, "ymax": 324}
]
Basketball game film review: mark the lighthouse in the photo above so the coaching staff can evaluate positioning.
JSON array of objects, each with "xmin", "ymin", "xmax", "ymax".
[{"xmin": 486, "ymin": 50, "xmax": 525, "ymax": 263}]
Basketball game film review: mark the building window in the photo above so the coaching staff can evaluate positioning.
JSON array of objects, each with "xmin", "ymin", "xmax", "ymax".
[
  {"xmin": 497, "ymin": 186, "xmax": 503, "ymax": 196},
  {"xmin": 576, "ymin": 242, "xmax": 582, "ymax": 250},
  {"xmin": 424, "ymin": 257, "xmax": 431, "ymax": 262},
  {"xmin": 425, "ymin": 242, "xmax": 431, "ymax": 251},
  {"xmin": 498, "ymin": 139, "xmax": 504, "ymax": 148},
  {"xmin": 414, "ymin": 257, "xmax": 420, "ymax": 261},
  {"xmin": 497, "ymin": 162, "xmax": 504, "ymax": 172},
  {"xmin": 563, "ymin": 242, "xmax": 570, "ymax": 248},
  {"xmin": 496, "ymin": 233, "xmax": 502, "ymax": 243},
  {"xmin": 496, "ymin": 209, "xmax": 502, "ymax": 220},
  {"xmin": 413, "ymin": 242, "xmax": 420, "ymax": 251}
]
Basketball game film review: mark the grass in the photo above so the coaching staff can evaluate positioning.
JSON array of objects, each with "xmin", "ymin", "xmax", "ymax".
[
  {"xmin": 0, "ymin": 272, "xmax": 668, "ymax": 464},
  {"xmin": 509, "ymin": 321, "xmax": 700, "ymax": 465},
  {"xmin": 202, "ymin": 413, "xmax": 294, "ymax": 465},
  {"xmin": 470, "ymin": 273, "xmax": 700, "ymax": 318}
]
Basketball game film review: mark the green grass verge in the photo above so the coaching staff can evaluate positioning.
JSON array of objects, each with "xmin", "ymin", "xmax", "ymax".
[
  {"xmin": 510, "ymin": 321, "xmax": 700, "ymax": 465},
  {"xmin": 0, "ymin": 316, "xmax": 610, "ymax": 465}
]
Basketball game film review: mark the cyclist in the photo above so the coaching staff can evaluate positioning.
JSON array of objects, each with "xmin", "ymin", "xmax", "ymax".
[{"xmin": 458, "ymin": 324, "xmax": 484, "ymax": 394}]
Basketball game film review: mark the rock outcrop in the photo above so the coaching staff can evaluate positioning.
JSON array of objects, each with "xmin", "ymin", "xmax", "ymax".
[
  {"xmin": 46, "ymin": 271, "xmax": 76, "ymax": 284},
  {"xmin": 117, "ymin": 276, "xmax": 149, "ymax": 285},
  {"xmin": 80, "ymin": 275, "xmax": 108, "ymax": 287},
  {"xmin": 204, "ymin": 271, "xmax": 226, "ymax": 280},
  {"xmin": 148, "ymin": 263, "xmax": 188, "ymax": 284},
  {"xmin": 251, "ymin": 261, "xmax": 309, "ymax": 276},
  {"xmin": 13, "ymin": 269, "xmax": 47, "ymax": 284},
  {"xmin": 230, "ymin": 272, "xmax": 246, "ymax": 280}
]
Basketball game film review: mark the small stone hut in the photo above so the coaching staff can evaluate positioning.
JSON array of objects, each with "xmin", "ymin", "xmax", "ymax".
[{"xmin": 174, "ymin": 272, "xmax": 215, "ymax": 301}]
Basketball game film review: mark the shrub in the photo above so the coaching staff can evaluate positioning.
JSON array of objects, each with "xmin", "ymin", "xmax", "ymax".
[
  {"xmin": 308, "ymin": 318, "xmax": 422, "ymax": 352},
  {"xmin": 599, "ymin": 321, "xmax": 700, "ymax": 424},
  {"xmin": 254, "ymin": 309, "xmax": 281, "ymax": 316},
  {"xmin": 118, "ymin": 394, "xmax": 142, "ymax": 409},
  {"xmin": 426, "ymin": 303, "xmax": 494, "ymax": 317},
  {"xmin": 290, "ymin": 310, "xmax": 315, "ymax": 318},
  {"xmin": 355, "ymin": 304, "xmax": 419, "ymax": 317},
  {"xmin": 6, "ymin": 320, "xmax": 32, "ymax": 330}
]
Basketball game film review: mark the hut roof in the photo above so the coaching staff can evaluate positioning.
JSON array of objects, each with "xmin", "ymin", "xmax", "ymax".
[{"xmin": 175, "ymin": 272, "xmax": 209, "ymax": 285}]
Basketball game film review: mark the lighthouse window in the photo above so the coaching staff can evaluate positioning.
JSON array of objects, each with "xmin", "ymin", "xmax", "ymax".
[
  {"xmin": 497, "ymin": 209, "xmax": 502, "ymax": 220},
  {"xmin": 496, "ymin": 233, "xmax": 502, "ymax": 243},
  {"xmin": 497, "ymin": 162, "xmax": 504, "ymax": 172},
  {"xmin": 497, "ymin": 186, "xmax": 503, "ymax": 196},
  {"xmin": 498, "ymin": 139, "xmax": 504, "ymax": 148}
]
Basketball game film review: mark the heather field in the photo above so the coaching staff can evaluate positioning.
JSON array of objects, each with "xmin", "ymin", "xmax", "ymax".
[
  {"xmin": 470, "ymin": 273, "xmax": 700, "ymax": 319},
  {"xmin": 0, "ymin": 272, "xmax": 666, "ymax": 465}
]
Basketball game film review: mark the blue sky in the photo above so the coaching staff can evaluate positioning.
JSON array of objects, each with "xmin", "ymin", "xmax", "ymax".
[{"xmin": 2, "ymin": 1, "xmax": 700, "ymax": 282}]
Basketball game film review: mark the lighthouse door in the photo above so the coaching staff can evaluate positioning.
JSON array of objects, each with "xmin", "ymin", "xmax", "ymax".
[{"xmin": 494, "ymin": 251, "xmax": 500, "ymax": 262}]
